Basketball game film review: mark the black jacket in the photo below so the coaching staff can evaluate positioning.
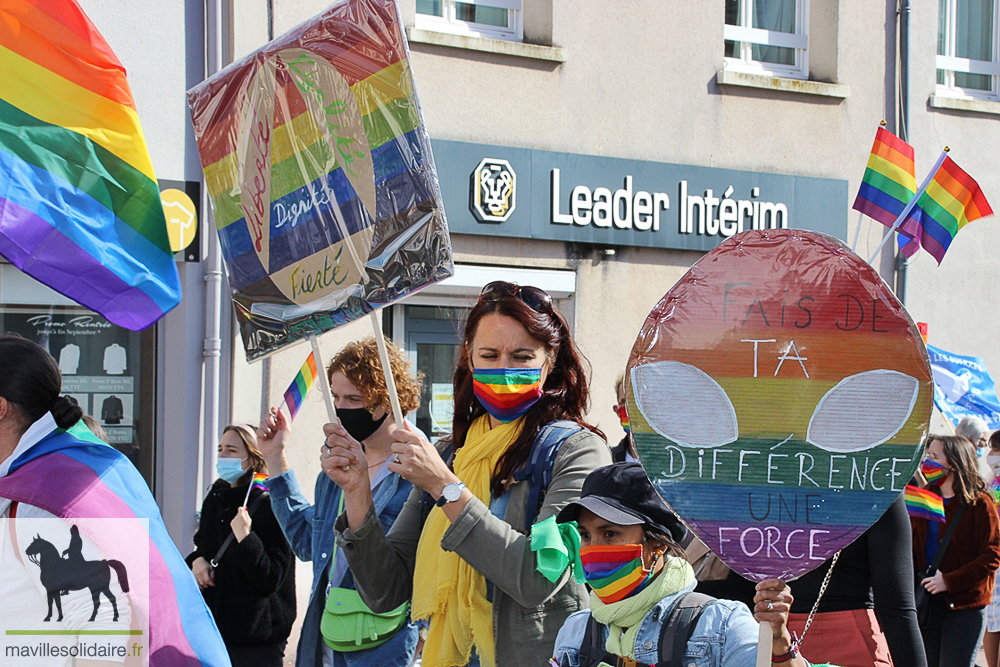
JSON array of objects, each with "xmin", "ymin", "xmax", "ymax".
[{"xmin": 186, "ymin": 477, "xmax": 296, "ymax": 648}]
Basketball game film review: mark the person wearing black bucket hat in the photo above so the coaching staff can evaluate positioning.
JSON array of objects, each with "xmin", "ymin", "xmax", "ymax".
[{"xmin": 551, "ymin": 463, "xmax": 809, "ymax": 667}]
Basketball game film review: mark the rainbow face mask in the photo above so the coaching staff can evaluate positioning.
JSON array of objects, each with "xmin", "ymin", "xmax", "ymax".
[
  {"xmin": 579, "ymin": 544, "xmax": 654, "ymax": 604},
  {"xmin": 921, "ymin": 459, "xmax": 949, "ymax": 484},
  {"xmin": 472, "ymin": 367, "xmax": 543, "ymax": 423},
  {"xmin": 617, "ymin": 405, "xmax": 631, "ymax": 433}
]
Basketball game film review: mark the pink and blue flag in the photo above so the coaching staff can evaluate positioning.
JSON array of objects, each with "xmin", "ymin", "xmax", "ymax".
[
  {"xmin": 0, "ymin": 0, "xmax": 181, "ymax": 331},
  {"xmin": 0, "ymin": 421, "xmax": 228, "ymax": 665}
]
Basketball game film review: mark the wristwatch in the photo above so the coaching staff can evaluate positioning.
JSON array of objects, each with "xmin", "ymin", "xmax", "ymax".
[{"xmin": 436, "ymin": 481, "xmax": 467, "ymax": 506}]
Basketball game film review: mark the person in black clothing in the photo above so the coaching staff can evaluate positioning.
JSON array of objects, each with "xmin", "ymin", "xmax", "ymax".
[
  {"xmin": 187, "ymin": 424, "xmax": 296, "ymax": 667},
  {"xmin": 787, "ymin": 494, "xmax": 927, "ymax": 667},
  {"xmin": 609, "ymin": 374, "xmax": 638, "ymax": 463}
]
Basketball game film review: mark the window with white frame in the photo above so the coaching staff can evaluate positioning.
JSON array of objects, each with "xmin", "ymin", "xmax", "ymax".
[
  {"xmin": 724, "ymin": 0, "xmax": 809, "ymax": 79},
  {"xmin": 415, "ymin": 0, "xmax": 523, "ymax": 42},
  {"xmin": 937, "ymin": 0, "xmax": 1000, "ymax": 100}
]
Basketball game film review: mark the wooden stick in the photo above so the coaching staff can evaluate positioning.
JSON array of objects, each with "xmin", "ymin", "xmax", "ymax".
[{"xmin": 370, "ymin": 311, "xmax": 405, "ymax": 428}]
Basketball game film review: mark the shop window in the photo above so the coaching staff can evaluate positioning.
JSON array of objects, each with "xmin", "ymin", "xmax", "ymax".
[
  {"xmin": 724, "ymin": 0, "xmax": 809, "ymax": 79},
  {"xmin": 937, "ymin": 0, "xmax": 1000, "ymax": 100},
  {"xmin": 415, "ymin": 0, "xmax": 523, "ymax": 41}
]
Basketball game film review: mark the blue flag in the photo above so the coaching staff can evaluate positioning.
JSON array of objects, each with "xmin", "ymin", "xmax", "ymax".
[{"xmin": 927, "ymin": 344, "xmax": 1000, "ymax": 429}]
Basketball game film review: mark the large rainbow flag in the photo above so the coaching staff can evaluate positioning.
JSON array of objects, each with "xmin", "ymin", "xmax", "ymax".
[
  {"xmin": 905, "ymin": 484, "xmax": 946, "ymax": 522},
  {"xmin": 896, "ymin": 156, "xmax": 993, "ymax": 264},
  {"xmin": 853, "ymin": 127, "xmax": 918, "ymax": 234},
  {"xmin": 0, "ymin": 0, "xmax": 181, "ymax": 331},
  {"xmin": 188, "ymin": 0, "xmax": 451, "ymax": 360},
  {"xmin": 0, "ymin": 420, "xmax": 229, "ymax": 666}
]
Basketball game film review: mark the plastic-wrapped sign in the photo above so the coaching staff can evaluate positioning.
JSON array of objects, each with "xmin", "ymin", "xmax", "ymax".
[
  {"xmin": 627, "ymin": 230, "xmax": 932, "ymax": 581},
  {"xmin": 188, "ymin": 0, "xmax": 452, "ymax": 360}
]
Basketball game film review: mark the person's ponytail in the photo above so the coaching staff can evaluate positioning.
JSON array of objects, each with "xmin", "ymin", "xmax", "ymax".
[{"xmin": 51, "ymin": 396, "xmax": 84, "ymax": 429}]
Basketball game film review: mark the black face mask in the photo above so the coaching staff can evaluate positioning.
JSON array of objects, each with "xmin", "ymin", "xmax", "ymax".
[{"xmin": 336, "ymin": 406, "xmax": 388, "ymax": 443}]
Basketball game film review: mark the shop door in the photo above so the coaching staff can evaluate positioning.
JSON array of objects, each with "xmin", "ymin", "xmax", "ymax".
[{"xmin": 404, "ymin": 305, "xmax": 468, "ymax": 442}]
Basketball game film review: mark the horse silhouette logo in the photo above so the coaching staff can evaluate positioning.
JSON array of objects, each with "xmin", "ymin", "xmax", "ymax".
[{"xmin": 24, "ymin": 524, "xmax": 129, "ymax": 623}]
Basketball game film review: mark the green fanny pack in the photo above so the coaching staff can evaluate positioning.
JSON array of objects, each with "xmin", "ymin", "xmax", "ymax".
[
  {"xmin": 320, "ymin": 491, "xmax": 408, "ymax": 652},
  {"xmin": 321, "ymin": 587, "xmax": 409, "ymax": 652}
]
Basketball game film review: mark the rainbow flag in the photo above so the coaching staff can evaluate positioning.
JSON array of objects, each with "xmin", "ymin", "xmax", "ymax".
[
  {"xmin": 905, "ymin": 484, "xmax": 946, "ymax": 522},
  {"xmin": 283, "ymin": 351, "xmax": 319, "ymax": 420},
  {"xmin": 896, "ymin": 156, "xmax": 993, "ymax": 264},
  {"xmin": 250, "ymin": 472, "xmax": 269, "ymax": 491},
  {"xmin": 0, "ymin": 1, "xmax": 181, "ymax": 331},
  {"xmin": 0, "ymin": 421, "xmax": 228, "ymax": 665},
  {"xmin": 853, "ymin": 127, "xmax": 918, "ymax": 234}
]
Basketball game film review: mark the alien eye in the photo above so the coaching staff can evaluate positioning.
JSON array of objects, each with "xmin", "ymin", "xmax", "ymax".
[
  {"xmin": 807, "ymin": 370, "xmax": 919, "ymax": 452},
  {"xmin": 630, "ymin": 361, "xmax": 738, "ymax": 448}
]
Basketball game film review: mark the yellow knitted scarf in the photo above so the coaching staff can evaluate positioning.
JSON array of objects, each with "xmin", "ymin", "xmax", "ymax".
[
  {"xmin": 411, "ymin": 415, "xmax": 522, "ymax": 667},
  {"xmin": 589, "ymin": 556, "xmax": 695, "ymax": 661}
]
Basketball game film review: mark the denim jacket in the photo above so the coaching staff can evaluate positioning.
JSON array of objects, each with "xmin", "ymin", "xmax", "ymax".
[
  {"xmin": 552, "ymin": 582, "xmax": 762, "ymax": 667},
  {"xmin": 266, "ymin": 465, "xmax": 418, "ymax": 667}
]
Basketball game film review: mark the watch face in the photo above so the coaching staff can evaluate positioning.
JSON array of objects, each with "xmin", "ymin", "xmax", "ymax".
[{"xmin": 444, "ymin": 483, "xmax": 462, "ymax": 502}]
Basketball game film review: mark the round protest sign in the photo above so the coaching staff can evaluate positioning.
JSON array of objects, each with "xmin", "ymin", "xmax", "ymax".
[{"xmin": 626, "ymin": 229, "xmax": 932, "ymax": 581}]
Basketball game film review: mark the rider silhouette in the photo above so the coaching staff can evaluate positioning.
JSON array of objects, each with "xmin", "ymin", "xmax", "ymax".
[{"xmin": 60, "ymin": 524, "xmax": 84, "ymax": 595}]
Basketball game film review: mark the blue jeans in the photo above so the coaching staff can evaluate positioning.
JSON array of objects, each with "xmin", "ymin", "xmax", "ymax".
[{"xmin": 922, "ymin": 595, "xmax": 986, "ymax": 667}]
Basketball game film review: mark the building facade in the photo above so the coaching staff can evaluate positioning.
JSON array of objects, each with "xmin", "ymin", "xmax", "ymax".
[{"xmin": 2, "ymin": 0, "xmax": 996, "ymax": 658}]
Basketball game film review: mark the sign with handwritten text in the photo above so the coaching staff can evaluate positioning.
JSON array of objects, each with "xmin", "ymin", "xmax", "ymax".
[
  {"xmin": 187, "ymin": 0, "xmax": 452, "ymax": 360},
  {"xmin": 627, "ymin": 229, "xmax": 932, "ymax": 581}
]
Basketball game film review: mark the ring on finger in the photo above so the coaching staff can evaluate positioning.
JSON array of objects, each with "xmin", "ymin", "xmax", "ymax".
[
  {"xmin": 393, "ymin": 454, "xmax": 401, "ymax": 464},
  {"xmin": 766, "ymin": 601, "xmax": 773, "ymax": 611}
]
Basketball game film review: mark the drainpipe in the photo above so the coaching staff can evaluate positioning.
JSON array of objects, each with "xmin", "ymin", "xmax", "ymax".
[
  {"xmin": 895, "ymin": 0, "xmax": 910, "ymax": 303},
  {"xmin": 200, "ymin": 0, "xmax": 232, "ymax": 497}
]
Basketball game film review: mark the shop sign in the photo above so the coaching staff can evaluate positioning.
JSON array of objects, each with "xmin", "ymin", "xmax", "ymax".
[{"xmin": 433, "ymin": 139, "xmax": 847, "ymax": 251}]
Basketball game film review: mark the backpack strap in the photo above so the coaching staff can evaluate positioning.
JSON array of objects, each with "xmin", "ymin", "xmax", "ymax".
[
  {"xmin": 513, "ymin": 420, "xmax": 582, "ymax": 528},
  {"xmin": 657, "ymin": 592, "xmax": 715, "ymax": 667}
]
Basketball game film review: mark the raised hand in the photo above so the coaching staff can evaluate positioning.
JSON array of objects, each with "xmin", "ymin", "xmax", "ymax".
[{"xmin": 258, "ymin": 407, "xmax": 290, "ymax": 476}]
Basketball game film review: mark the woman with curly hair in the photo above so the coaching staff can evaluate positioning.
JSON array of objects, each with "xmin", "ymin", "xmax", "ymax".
[
  {"xmin": 322, "ymin": 282, "xmax": 612, "ymax": 667},
  {"xmin": 258, "ymin": 336, "xmax": 424, "ymax": 667}
]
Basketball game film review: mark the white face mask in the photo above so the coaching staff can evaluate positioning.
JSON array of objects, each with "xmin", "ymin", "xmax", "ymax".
[
  {"xmin": 216, "ymin": 457, "xmax": 246, "ymax": 483},
  {"xmin": 988, "ymin": 453, "xmax": 1000, "ymax": 474}
]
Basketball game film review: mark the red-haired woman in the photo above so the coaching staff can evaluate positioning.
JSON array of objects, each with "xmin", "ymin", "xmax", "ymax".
[
  {"xmin": 913, "ymin": 434, "xmax": 1000, "ymax": 667},
  {"xmin": 325, "ymin": 282, "xmax": 612, "ymax": 667}
]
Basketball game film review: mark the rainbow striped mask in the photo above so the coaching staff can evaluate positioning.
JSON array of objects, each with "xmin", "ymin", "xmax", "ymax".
[
  {"xmin": 580, "ymin": 544, "xmax": 654, "ymax": 604},
  {"xmin": 921, "ymin": 459, "xmax": 949, "ymax": 484},
  {"xmin": 472, "ymin": 367, "xmax": 543, "ymax": 423},
  {"xmin": 617, "ymin": 405, "xmax": 631, "ymax": 433}
]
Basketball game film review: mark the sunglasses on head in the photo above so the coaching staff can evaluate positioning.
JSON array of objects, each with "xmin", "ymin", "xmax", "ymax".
[{"xmin": 478, "ymin": 281, "xmax": 553, "ymax": 313}]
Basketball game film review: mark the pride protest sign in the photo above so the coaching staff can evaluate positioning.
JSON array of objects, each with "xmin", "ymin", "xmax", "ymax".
[
  {"xmin": 627, "ymin": 229, "xmax": 933, "ymax": 581},
  {"xmin": 188, "ymin": 0, "xmax": 452, "ymax": 359}
]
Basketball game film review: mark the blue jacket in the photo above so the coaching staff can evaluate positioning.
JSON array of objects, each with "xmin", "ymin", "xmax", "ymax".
[
  {"xmin": 552, "ymin": 582, "xmax": 761, "ymax": 667},
  {"xmin": 266, "ymin": 465, "xmax": 418, "ymax": 667}
]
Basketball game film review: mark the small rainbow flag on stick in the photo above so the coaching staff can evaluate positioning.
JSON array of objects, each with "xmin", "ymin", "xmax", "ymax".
[
  {"xmin": 283, "ymin": 351, "xmax": 319, "ymax": 421},
  {"xmin": 905, "ymin": 484, "xmax": 946, "ymax": 522},
  {"xmin": 0, "ymin": 0, "xmax": 181, "ymax": 330},
  {"xmin": 896, "ymin": 155, "xmax": 993, "ymax": 264},
  {"xmin": 853, "ymin": 127, "xmax": 918, "ymax": 229},
  {"xmin": 243, "ymin": 472, "xmax": 269, "ymax": 507}
]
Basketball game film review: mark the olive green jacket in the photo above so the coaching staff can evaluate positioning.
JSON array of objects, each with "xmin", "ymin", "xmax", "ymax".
[{"xmin": 335, "ymin": 428, "xmax": 611, "ymax": 667}]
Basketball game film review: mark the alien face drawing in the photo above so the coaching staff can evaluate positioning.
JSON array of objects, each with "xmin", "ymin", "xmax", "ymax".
[{"xmin": 626, "ymin": 230, "xmax": 933, "ymax": 582}]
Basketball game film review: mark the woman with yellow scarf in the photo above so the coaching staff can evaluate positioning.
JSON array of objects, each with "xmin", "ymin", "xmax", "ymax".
[{"xmin": 325, "ymin": 282, "xmax": 612, "ymax": 667}]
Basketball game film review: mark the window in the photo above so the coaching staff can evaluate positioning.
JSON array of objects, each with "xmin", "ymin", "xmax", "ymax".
[
  {"xmin": 724, "ymin": 0, "xmax": 809, "ymax": 79},
  {"xmin": 937, "ymin": 0, "xmax": 1000, "ymax": 100},
  {"xmin": 415, "ymin": 0, "xmax": 522, "ymax": 41}
]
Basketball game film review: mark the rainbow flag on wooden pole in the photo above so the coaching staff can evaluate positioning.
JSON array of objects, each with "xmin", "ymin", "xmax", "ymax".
[{"xmin": 0, "ymin": 0, "xmax": 181, "ymax": 330}]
